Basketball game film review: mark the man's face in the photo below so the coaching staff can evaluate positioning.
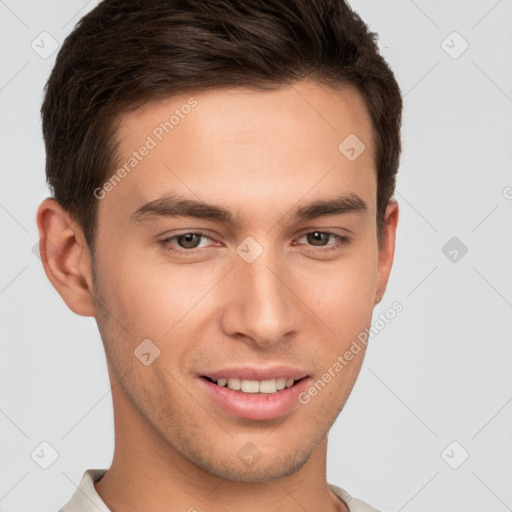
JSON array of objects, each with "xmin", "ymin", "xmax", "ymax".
[{"xmin": 91, "ymin": 80, "xmax": 390, "ymax": 482}]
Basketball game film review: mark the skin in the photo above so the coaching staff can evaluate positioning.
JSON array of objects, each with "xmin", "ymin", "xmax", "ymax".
[{"xmin": 36, "ymin": 79, "xmax": 398, "ymax": 512}]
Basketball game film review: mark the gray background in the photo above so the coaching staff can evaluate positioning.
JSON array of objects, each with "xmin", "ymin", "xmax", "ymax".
[{"xmin": 1, "ymin": 1, "xmax": 511, "ymax": 511}]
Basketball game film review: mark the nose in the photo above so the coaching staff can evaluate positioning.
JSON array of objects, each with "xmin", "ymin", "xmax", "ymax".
[{"xmin": 219, "ymin": 242, "xmax": 302, "ymax": 348}]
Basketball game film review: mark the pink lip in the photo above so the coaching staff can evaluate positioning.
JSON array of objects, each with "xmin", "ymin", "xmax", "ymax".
[{"xmin": 199, "ymin": 375, "xmax": 311, "ymax": 421}]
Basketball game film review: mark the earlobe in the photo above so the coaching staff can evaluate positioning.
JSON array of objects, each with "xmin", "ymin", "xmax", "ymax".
[
  {"xmin": 36, "ymin": 198, "xmax": 96, "ymax": 317},
  {"xmin": 375, "ymin": 199, "xmax": 399, "ymax": 305}
]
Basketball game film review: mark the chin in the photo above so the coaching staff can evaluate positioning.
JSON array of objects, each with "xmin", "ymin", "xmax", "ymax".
[{"xmin": 194, "ymin": 448, "xmax": 315, "ymax": 483}]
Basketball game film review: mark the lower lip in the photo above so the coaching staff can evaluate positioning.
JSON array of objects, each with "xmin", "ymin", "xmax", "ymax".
[{"xmin": 200, "ymin": 377, "xmax": 311, "ymax": 421}]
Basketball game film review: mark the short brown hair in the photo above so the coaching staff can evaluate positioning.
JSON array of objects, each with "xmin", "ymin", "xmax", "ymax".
[{"xmin": 41, "ymin": 0, "xmax": 402, "ymax": 253}]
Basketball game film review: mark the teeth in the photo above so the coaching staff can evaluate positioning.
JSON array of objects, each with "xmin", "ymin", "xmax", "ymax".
[
  {"xmin": 213, "ymin": 377, "xmax": 296, "ymax": 393},
  {"xmin": 241, "ymin": 380, "xmax": 260, "ymax": 393},
  {"xmin": 227, "ymin": 378, "xmax": 241, "ymax": 390},
  {"xmin": 259, "ymin": 379, "xmax": 277, "ymax": 394}
]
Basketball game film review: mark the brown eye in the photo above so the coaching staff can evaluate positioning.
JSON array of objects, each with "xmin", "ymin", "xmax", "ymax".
[
  {"xmin": 306, "ymin": 231, "xmax": 331, "ymax": 246},
  {"xmin": 175, "ymin": 233, "xmax": 203, "ymax": 249},
  {"xmin": 159, "ymin": 232, "xmax": 214, "ymax": 254},
  {"xmin": 296, "ymin": 231, "xmax": 352, "ymax": 253}
]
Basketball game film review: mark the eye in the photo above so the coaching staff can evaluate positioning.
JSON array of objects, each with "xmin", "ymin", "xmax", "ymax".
[
  {"xmin": 159, "ymin": 232, "xmax": 214, "ymax": 254},
  {"xmin": 295, "ymin": 231, "xmax": 352, "ymax": 252}
]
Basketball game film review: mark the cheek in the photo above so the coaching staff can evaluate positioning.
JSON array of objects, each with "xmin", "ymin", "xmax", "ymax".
[
  {"xmin": 95, "ymin": 247, "xmax": 221, "ymax": 359},
  {"xmin": 295, "ymin": 253, "xmax": 378, "ymax": 337}
]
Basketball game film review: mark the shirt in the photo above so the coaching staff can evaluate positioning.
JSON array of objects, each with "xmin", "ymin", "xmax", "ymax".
[{"xmin": 59, "ymin": 468, "xmax": 382, "ymax": 512}]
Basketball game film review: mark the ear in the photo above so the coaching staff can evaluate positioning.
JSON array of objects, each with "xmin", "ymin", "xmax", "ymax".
[
  {"xmin": 35, "ymin": 198, "xmax": 96, "ymax": 317},
  {"xmin": 374, "ymin": 199, "xmax": 399, "ymax": 305}
]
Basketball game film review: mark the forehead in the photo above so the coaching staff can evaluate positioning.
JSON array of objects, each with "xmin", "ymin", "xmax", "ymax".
[{"xmin": 101, "ymin": 80, "xmax": 377, "ymax": 226}]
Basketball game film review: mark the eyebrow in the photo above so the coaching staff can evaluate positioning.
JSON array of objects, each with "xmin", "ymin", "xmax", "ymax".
[{"xmin": 130, "ymin": 192, "xmax": 368, "ymax": 226}]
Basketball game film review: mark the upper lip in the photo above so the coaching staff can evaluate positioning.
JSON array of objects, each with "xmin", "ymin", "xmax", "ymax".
[{"xmin": 201, "ymin": 365, "xmax": 309, "ymax": 381}]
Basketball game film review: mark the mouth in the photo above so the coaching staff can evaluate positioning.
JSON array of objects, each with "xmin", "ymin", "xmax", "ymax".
[
  {"xmin": 199, "ymin": 370, "xmax": 311, "ymax": 421},
  {"xmin": 201, "ymin": 376, "xmax": 306, "ymax": 394}
]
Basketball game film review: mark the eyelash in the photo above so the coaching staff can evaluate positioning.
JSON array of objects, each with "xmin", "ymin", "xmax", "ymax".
[{"xmin": 159, "ymin": 231, "xmax": 352, "ymax": 256}]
